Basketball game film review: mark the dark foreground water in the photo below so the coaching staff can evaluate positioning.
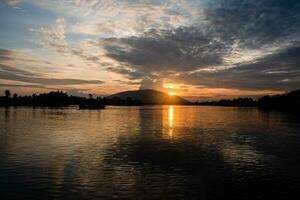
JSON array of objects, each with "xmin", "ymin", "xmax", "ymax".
[{"xmin": 1, "ymin": 106, "xmax": 300, "ymax": 200}]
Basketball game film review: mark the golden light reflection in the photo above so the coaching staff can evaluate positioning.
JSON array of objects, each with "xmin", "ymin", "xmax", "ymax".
[
  {"xmin": 169, "ymin": 106, "xmax": 174, "ymax": 128},
  {"xmin": 168, "ymin": 105, "xmax": 174, "ymax": 137}
]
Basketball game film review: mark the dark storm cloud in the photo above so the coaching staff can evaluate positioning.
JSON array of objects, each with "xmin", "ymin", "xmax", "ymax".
[
  {"xmin": 202, "ymin": 0, "xmax": 300, "ymax": 48},
  {"xmin": 174, "ymin": 46, "xmax": 300, "ymax": 90},
  {"xmin": 106, "ymin": 66, "xmax": 145, "ymax": 80},
  {"xmin": 103, "ymin": 0, "xmax": 300, "ymax": 90},
  {"xmin": 103, "ymin": 27, "xmax": 226, "ymax": 73},
  {"xmin": 0, "ymin": 64, "xmax": 104, "ymax": 85}
]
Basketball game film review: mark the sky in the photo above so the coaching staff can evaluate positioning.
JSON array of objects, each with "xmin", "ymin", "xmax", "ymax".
[{"xmin": 0, "ymin": 0, "xmax": 300, "ymax": 101}]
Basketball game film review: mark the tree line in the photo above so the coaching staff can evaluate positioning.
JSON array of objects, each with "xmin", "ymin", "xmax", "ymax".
[
  {"xmin": 1, "ymin": 89, "xmax": 299, "ymax": 110},
  {"xmin": 0, "ymin": 90, "xmax": 142, "ymax": 107},
  {"xmin": 196, "ymin": 89, "xmax": 300, "ymax": 110}
]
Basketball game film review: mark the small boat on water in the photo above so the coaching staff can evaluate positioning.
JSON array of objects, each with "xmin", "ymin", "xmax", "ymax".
[{"xmin": 78, "ymin": 103, "xmax": 105, "ymax": 110}]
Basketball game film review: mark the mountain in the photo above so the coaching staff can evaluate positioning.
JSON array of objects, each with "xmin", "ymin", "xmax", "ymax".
[{"xmin": 108, "ymin": 89, "xmax": 191, "ymax": 105}]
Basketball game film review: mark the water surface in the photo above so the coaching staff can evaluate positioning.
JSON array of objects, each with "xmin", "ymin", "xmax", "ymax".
[{"xmin": 1, "ymin": 106, "xmax": 300, "ymax": 199}]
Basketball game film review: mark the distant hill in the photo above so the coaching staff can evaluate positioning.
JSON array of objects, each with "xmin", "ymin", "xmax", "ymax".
[{"xmin": 109, "ymin": 89, "xmax": 191, "ymax": 105}]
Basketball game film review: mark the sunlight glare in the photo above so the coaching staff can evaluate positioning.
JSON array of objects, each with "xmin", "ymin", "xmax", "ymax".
[
  {"xmin": 168, "ymin": 105, "xmax": 174, "ymax": 137},
  {"xmin": 168, "ymin": 92, "xmax": 177, "ymax": 96}
]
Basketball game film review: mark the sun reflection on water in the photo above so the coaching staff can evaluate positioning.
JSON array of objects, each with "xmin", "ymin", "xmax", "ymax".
[{"xmin": 168, "ymin": 105, "xmax": 174, "ymax": 137}]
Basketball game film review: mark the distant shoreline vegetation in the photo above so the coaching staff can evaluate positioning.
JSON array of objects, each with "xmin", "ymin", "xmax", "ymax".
[
  {"xmin": 196, "ymin": 89, "xmax": 300, "ymax": 110},
  {"xmin": 0, "ymin": 90, "xmax": 141, "ymax": 107},
  {"xmin": 0, "ymin": 89, "xmax": 299, "ymax": 110}
]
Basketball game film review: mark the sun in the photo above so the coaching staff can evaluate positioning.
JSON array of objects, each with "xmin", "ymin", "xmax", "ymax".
[{"xmin": 168, "ymin": 92, "xmax": 177, "ymax": 96}]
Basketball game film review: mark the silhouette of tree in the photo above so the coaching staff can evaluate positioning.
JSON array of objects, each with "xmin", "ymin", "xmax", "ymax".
[{"xmin": 5, "ymin": 90, "xmax": 11, "ymax": 98}]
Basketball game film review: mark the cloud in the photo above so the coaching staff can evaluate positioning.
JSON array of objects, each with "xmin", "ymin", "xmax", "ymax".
[
  {"xmin": 30, "ymin": 19, "xmax": 115, "ymax": 69},
  {"xmin": 0, "ymin": 64, "xmax": 35, "ymax": 76},
  {"xmin": 103, "ymin": 27, "xmax": 225, "ymax": 74},
  {"xmin": 0, "ymin": 49, "xmax": 15, "ymax": 61},
  {"xmin": 0, "ymin": 48, "xmax": 53, "ymax": 66},
  {"xmin": 0, "ymin": 64, "xmax": 104, "ymax": 85},
  {"xmin": 174, "ymin": 46, "xmax": 300, "ymax": 91},
  {"xmin": 0, "ymin": 83, "xmax": 48, "ymax": 89},
  {"xmin": 26, "ymin": 0, "xmax": 300, "ymax": 95},
  {"xmin": 29, "ymin": 17, "xmax": 67, "ymax": 53},
  {"xmin": 74, "ymin": 0, "xmax": 99, "ymax": 7},
  {"xmin": 0, "ymin": 0, "xmax": 21, "ymax": 6},
  {"xmin": 113, "ymin": 79, "xmax": 140, "ymax": 85},
  {"xmin": 100, "ymin": 0, "xmax": 300, "ymax": 91},
  {"xmin": 139, "ymin": 78, "xmax": 164, "ymax": 91},
  {"xmin": 106, "ymin": 66, "xmax": 144, "ymax": 80},
  {"xmin": 69, "ymin": 0, "xmax": 191, "ymax": 37}
]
